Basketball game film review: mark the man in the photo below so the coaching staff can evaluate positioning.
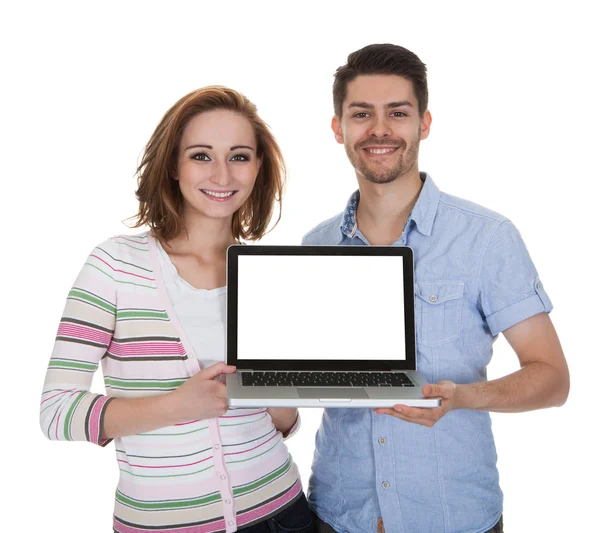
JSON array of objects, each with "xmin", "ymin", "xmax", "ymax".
[{"xmin": 302, "ymin": 44, "xmax": 569, "ymax": 533}]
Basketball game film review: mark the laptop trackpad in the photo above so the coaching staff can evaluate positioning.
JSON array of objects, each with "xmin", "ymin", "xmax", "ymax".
[{"xmin": 297, "ymin": 388, "xmax": 368, "ymax": 399}]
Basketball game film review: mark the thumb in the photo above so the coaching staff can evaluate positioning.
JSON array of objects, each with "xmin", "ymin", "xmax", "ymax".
[
  {"xmin": 198, "ymin": 362, "xmax": 237, "ymax": 380},
  {"xmin": 423, "ymin": 381, "xmax": 455, "ymax": 398}
]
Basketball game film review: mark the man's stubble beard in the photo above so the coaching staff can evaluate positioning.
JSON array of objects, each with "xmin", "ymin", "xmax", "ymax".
[{"xmin": 346, "ymin": 136, "xmax": 421, "ymax": 185}]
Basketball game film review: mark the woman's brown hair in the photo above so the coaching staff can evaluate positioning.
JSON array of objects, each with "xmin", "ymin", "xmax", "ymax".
[{"xmin": 132, "ymin": 86, "xmax": 285, "ymax": 242}]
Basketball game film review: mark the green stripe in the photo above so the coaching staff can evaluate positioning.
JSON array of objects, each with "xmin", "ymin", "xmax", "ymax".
[
  {"xmin": 63, "ymin": 391, "xmax": 87, "ymax": 441},
  {"xmin": 69, "ymin": 289, "xmax": 116, "ymax": 313},
  {"xmin": 116, "ymin": 487, "xmax": 220, "ymax": 510},
  {"xmin": 118, "ymin": 464, "xmax": 213, "ymax": 479},
  {"xmin": 116, "ymin": 310, "xmax": 168, "ymax": 319},
  {"xmin": 104, "ymin": 378, "xmax": 185, "ymax": 389},
  {"xmin": 233, "ymin": 456, "xmax": 291, "ymax": 496},
  {"xmin": 50, "ymin": 360, "xmax": 98, "ymax": 371},
  {"xmin": 85, "ymin": 263, "xmax": 156, "ymax": 289}
]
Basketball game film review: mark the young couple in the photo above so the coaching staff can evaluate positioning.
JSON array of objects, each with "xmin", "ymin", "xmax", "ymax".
[{"xmin": 40, "ymin": 44, "xmax": 569, "ymax": 533}]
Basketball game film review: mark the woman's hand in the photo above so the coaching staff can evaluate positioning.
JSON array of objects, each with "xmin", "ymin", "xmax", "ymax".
[{"xmin": 169, "ymin": 362, "xmax": 237, "ymax": 423}]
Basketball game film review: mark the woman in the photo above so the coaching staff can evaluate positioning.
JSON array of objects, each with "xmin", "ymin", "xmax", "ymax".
[{"xmin": 40, "ymin": 86, "xmax": 313, "ymax": 533}]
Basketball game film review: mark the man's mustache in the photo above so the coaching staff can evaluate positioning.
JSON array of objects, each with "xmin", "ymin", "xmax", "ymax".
[{"xmin": 355, "ymin": 139, "xmax": 406, "ymax": 149}]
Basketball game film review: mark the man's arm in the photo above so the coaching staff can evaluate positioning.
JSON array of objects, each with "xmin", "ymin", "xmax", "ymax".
[{"xmin": 376, "ymin": 312, "xmax": 569, "ymax": 426}]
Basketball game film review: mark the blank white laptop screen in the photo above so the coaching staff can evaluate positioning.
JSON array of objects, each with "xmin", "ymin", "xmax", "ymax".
[{"xmin": 236, "ymin": 255, "xmax": 406, "ymax": 361}]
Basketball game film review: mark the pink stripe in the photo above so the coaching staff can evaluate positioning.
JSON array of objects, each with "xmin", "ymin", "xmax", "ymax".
[
  {"xmin": 88, "ymin": 396, "xmax": 109, "ymax": 444},
  {"xmin": 114, "ymin": 517, "xmax": 225, "ymax": 533},
  {"xmin": 224, "ymin": 432, "xmax": 278, "ymax": 457},
  {"xmin": 236, "ymin": 479, "xmax": 302, "ymax": 528},
  {"xmin": 118, "ymin": 453, "xmax": 213, "ymax": 469},
  {"xmin": 175, "ymin": 419, "xmax": 200, "ymax": 426},
  {"xmin": 107, "ymin": 341, "xmax": 186, "ymax": 356},
  {"xmin": 41, "ymin": 390, "xmax": 70, "ymax": 405},
  {"xmin": 220, "ymin": 409, "xmax": 266, "ymax": 419},
  {"xmin": 91, "ymin": 254, "xmax": 155, "ymax": 281},
  {"xmin": 58, "ymin": 323, "xmax": 112, "ymax": 344}
]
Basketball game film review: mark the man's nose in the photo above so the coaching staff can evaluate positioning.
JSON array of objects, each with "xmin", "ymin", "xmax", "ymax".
[{"xmin": 368, "ymin": 115, "xmax": 392, "ymax": 137}]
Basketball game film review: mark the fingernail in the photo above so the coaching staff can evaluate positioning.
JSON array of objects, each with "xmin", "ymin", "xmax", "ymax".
[{"xmin": 394, "ymin": 406, "xmax": 403, "ymax": 413}]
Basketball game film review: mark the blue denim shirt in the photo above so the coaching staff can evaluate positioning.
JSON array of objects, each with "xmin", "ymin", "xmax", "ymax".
[{"xmin": 302, "ymin": 174, "xmax": 552, "ymax": 533}]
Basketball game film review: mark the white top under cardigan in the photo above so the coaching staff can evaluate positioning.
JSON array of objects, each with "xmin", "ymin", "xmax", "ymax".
[{"xmin": 156, "ymin": 240, "xmax": 226, "ymax": 368}]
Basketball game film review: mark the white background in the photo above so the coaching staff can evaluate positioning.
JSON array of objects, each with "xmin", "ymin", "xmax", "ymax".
[
  {"xmin": 1, "ymin": 1, "xmax": 598, "ymax": 531},
  {"xmin": 237, "ymin": 255, "xmax": 405, "ymax": 360}
]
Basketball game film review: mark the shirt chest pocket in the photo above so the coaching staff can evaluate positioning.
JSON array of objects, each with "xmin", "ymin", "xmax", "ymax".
[{"xmin": 415, "ymin": 281, "xmax": 465, "ymax": 347}]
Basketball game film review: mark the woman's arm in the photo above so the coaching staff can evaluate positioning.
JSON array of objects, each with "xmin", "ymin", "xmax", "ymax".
[
  {"xmin": 101, "ymin": 363, "xmax": 236, "ymax": 439},
  {"xmin": 40, "ymin": 244, "xmax": 117, "ymax": 446},
  {"xmin": 267, "ymin": 408, "xmax": 300, "ymax": 438}
]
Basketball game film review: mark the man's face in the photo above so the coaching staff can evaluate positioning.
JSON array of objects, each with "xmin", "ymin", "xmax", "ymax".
[{"xmin": 333, "ymin": 75, "xmax": 431, "ymax": 184}]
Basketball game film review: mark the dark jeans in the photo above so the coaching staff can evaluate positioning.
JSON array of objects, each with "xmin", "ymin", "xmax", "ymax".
[
  {"xmin": 238, "ymin": 493, "xmax": 315, "ymax": 533},
  {"xmin": 313, "ymin": 513, "xmax": 503, "ymax": 533}
]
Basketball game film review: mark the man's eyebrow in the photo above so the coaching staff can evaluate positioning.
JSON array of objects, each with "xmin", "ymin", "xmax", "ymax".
[
  {"xmin": 347, "ymin": 102, "xmax": 375, "ymax": 110},
  {"xmin": 386, "ymin": 101, "xmax": 413, "ymax": 109},
  {"xmin": 346, "ymin": 101, "xmax": 414, "ymax": 109}
]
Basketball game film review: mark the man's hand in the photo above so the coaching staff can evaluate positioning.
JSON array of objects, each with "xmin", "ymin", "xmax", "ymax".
[{"xmin": 373, "ymin": 380, "xmax": 460, "ymax": 427}]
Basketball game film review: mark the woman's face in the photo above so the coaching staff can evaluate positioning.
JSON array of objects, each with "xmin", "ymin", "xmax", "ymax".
[{"xmin": 175, "ymin": 109, "xmax": 260, "ymax": 222}]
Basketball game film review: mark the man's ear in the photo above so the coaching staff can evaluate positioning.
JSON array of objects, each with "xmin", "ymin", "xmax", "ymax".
[
  {"xmin": 420, "ymin": 110, "xmax": 432, "ymax": 140},
  {"xmin": 332, "ymin": 115, "xmax": 344, "ymax": 144}
]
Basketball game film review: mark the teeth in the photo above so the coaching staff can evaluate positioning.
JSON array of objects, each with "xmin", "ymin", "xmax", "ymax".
[
  {"xmin": 202, "ymin": 190, "xmax": 235, "ymax": 198},
  {"xmin": 367, "ymin": 148, "xmax": 396, "ymax": 154}
]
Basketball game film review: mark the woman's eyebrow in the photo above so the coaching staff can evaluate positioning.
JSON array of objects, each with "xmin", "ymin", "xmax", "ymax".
[
  {"xmin": 230, "ymin": 145, "xmax": 255, "ymax": 151},
  {"xmin": 184, "ymin": 144, "xmax": 212, "ymax": 151}
]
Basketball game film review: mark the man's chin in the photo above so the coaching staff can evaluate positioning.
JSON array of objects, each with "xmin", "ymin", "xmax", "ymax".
[{"xmin": 360, "ymin": 170, "xmax": 399, "ymax": 185}]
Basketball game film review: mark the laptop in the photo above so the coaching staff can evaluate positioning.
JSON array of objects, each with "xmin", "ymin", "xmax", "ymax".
[{"xmin": 225, "ymin": 245, "xmax": 441, "ymax": 408}]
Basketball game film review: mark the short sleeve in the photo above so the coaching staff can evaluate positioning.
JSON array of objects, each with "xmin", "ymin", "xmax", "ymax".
[{"xmin": 479, "ymin": 221, "xmax": 552, "ymax": 336}]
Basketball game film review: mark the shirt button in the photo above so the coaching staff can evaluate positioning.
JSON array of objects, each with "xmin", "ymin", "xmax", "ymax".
[
  {"xmin": 225, "ymin": 499, "xmax": 232, "ymax": 504},
  {"xmin": 378, "ymin": 437, "xmax": 387, "ymax": 445},
  {"xmin": 220, "ymin": 475, "xmax": 227, "ymax": 480},
  {"xmin": 536, "ymin": 282, "xmax": 542, "ymax": 290},
  {"xmin": 228, "ymin": 520, "xmax": 234, "ymax": 526},
  {"xmin": 214, "ymin": 444, "xmax": 221, "ymax": 450},
  {"xmin": 429, "ymin": 295, "xmax": 438, "ymax": 302},
  {"xmin": 381, "ymin": 481, "xmax": 390, "ymax": 489}
]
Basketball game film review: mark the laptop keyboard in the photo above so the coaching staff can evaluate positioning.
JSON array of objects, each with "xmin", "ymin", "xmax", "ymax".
[{"xmin": 240, "ymin": 371, "xmax": 415, "ymax": 387}]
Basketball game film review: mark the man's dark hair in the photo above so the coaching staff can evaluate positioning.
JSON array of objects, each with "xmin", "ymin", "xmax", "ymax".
[{"xmin": 333, "ymin": 44, "xmax": 428, "ymax": 117}]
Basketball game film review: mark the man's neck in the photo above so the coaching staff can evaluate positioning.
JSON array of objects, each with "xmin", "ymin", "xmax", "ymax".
[{"xmin": 355, "ymin": 169, "xmax": 423, "ymax": 245}]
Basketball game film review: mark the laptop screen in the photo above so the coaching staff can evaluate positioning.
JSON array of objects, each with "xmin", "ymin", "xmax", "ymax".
[{"xmin": 235, "ymin": 254, "xmax": 406, "ymax": 362}]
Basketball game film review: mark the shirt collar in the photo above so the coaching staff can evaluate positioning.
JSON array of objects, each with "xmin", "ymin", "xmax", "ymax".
[{"xmin": 339, "ymin": 172, "xmax": 441, "ymax": 239}]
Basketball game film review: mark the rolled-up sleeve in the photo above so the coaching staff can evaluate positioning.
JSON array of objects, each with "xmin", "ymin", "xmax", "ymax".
[{"xmin": 479, "ymin": 220, "xmax": 552, "ymax": 336}]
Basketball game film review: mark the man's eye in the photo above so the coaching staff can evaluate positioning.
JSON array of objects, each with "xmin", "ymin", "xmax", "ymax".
[
  {"xmin": 192, "ymin": 153, "xmax": 210, "ymax": 161},
  {"xmin": 391, "ymin": 111, "xmax": 407, "ymax": 117},
  {"xmin": 230, "ymin": 154, "xmax": 250, "ymax": 162},
  {"xmin": 353, "ymin": 112, "xmax": 370, "ymax": 118}
]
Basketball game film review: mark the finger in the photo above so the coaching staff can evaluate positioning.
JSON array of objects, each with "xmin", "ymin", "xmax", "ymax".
[
  {"xmin": 374, "ymin": 408, "xmax": 437, "ymax": 427},
  {"xmin": 198, "ymin": 363, "xmax": 236, "ymax": 380},
  {"xmin": 422, "ymin": 381, "xmax": 455, "ymax": 399}
]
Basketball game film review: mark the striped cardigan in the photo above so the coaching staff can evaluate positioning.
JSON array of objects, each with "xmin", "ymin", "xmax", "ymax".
[{"xmin": 40, "ymin": 233, "xmax": 302, "ymax": 533}]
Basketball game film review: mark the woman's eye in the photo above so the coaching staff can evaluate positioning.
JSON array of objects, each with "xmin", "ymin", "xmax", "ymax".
[
  {"xmin": 192, "ymin": 153, "xmax": 210, "ymax": 161},
  {"xmin": 230, "ymin": 154, "xmax": 250, "ymax": 162}
]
